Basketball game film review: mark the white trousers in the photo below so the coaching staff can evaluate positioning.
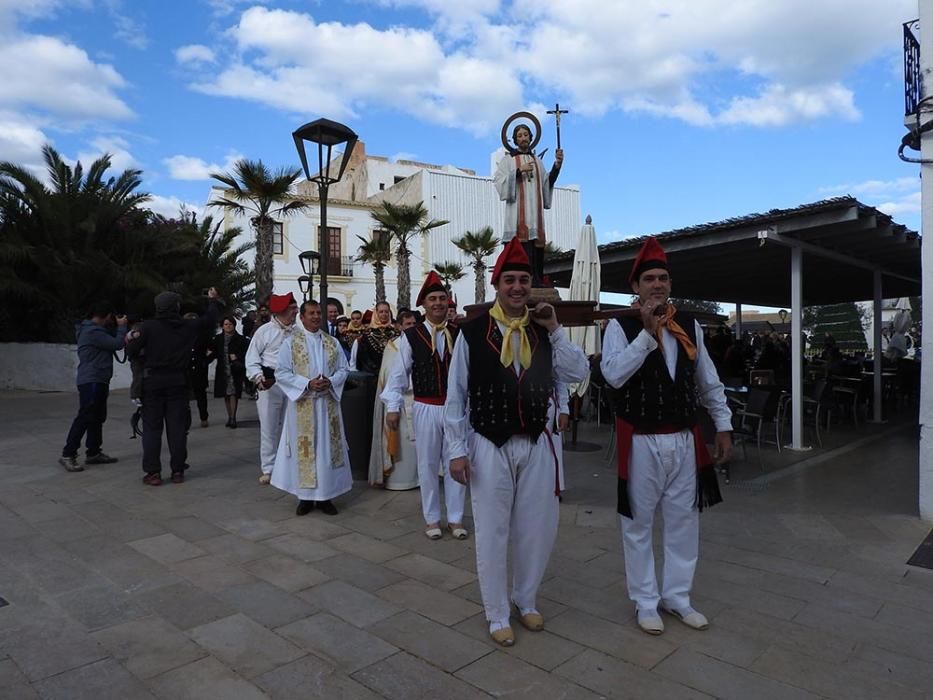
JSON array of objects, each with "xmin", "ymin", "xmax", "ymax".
[
  {"xmin": 618, "ymin": 431, "xmax": 698, "ymax": 612},
  {"xmin": 412, "ymin": 402, "xmax": 465, "ymax": 525},
  {"xmin": 256, "ymin": 383, "xmax": 288, "ymax": 475},
  {"xmin": 469, "ymin": 432, "xmax": 560, "ymax": 623}
]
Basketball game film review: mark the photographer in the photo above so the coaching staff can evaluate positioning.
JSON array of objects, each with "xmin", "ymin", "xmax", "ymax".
[
  {"xmin": 126, "ymin": 287, "xmax": 224, "ymax": 485},
  {"xmin": 59, "ymin": 304, "xmax": 129, "ymax": 472}
]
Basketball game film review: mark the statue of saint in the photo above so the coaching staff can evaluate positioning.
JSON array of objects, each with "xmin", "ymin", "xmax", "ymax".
[{"xmin": 494, "ymin": 119, "xmax": 563, "ymax": 286}]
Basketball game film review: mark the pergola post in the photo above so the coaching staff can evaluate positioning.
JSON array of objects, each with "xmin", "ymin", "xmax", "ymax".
[
  {"xmin": 919, "ymin": 0, "xmax": 933, "ymax": 521},
  {"xmin": 871, "ymin": 271, "xmax": 884, "ymax": 424},
  {"xmin": 735, "ymin": 303, "xmax": 743, "ymax": 339},
  {"xmin": 789, "ymin": 246, "xmax": 806, "ymax": 450}
]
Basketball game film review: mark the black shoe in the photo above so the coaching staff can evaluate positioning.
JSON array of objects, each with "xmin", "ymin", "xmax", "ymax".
[
  {"xmin": 296, "ymin": 500, "xmax": 315, "ymax": 516},
  {"xmin": 85, "ymin": 452, "xmax": 118, "ymax": 465},
  {"xmin": 229, "ymin": 418, "xmax": 237, "ymax": 429},
  {"xmin": 318, "ymin": 500, "xmax": 338, "ymax": 516},
  {"xmin": 225, "ymin": 418, "xmax": 232, "ymax": 428}
]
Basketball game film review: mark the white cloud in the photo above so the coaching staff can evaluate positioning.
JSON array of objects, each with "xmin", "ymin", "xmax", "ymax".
[
  {"xmin": 0, "ymin": 111, "xmax": 49, "ymax": 174},
  {"xmin": 389, "ymin": 152, "xmax": 418, "ymax": 163},
  {"xmin": 146, "ymin": 193, "xmax": 204, "ymax": 219},
  {"xmin": 176, "ymin": 44, "xmax": 215, "ymax": 65},
  {"xmin": 818, "ymin": 177, "xmax": 921, "ymax": 222},
  {"xmin": 77, "ymin": 135, "xmax": 137, "ymax": 173},
  {"xmin": 876, "ymin": 192, "xmax": 921, "ymax": 217},
  {"xmin": 163, "ymin": 151, "xmax": 243, "ymax": 180},
  {"xmin": 0, "ymin": 35, "xmax": 132, "ymax": 120},
  {"xmin": 204, "ymin": 0, "xmax": 266, "ymax": 18},
  {"xmin": 716, "ymin": 83, "xmax": 860, "ymax": 127},
  {"xmin": 193, "ymin": 1, "xmax": 912, "ymax": 133}
]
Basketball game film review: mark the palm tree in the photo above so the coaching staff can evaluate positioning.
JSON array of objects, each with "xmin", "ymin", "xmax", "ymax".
[
  {"xmin": 370, "ymin": 201, "xmax": 448, "ymax": 311},
  {"xmin": 208, "ymin": 159, "xmax": 307, "ymax": 304},
  {"xmin": 432, "ymin": 261, "xmax": 465, "ymax": 294},
  {"xmin": 355, "ymin": 232, "xmax": 393, "ymax": 303},
  {"xmin": 179, "ymin": 213, "xmax": 255, "ymax": 309},
  {"xmin": 452, "ymin": 226, "xmax": 500, "ymax": 303}
]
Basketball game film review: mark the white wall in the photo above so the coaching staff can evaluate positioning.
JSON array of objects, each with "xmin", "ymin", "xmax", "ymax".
[{"xmin": 0, "ymin": 343, "xmax": 134, "ymax": 392}]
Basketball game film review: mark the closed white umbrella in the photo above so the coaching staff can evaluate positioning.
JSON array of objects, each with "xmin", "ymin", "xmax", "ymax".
[{"xmin": 568, "ymin": 215, "xmax": 602, "ymax": 398}]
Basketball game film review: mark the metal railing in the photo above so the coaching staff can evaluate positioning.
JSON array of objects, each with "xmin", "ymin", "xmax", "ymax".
[
  {"xmin": 904, "ymin": 19, "xmax": 921, "ymax": 117},
  {"xmin": 322, "ymin": 255, "xmax": 354, "ymax": 277}
]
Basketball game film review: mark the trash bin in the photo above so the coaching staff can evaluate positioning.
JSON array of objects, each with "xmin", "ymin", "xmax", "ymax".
[{"xmin": 341, "ymin": 370, "xmax": 376, "ymax": 481}]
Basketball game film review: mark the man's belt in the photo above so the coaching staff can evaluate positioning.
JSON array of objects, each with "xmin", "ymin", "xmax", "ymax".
[{"xmin": 414, "ymin": 396, "xmax": 445, "ymax": 406}]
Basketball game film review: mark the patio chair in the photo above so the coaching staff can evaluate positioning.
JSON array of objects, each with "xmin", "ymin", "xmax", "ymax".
[
  {"xmin": 731, "ymin": 386, "xmax": 783, "ymax": 464},
  {"xmin": 779, "ymin": 379, "xmax": 827, "ymax": 448}
]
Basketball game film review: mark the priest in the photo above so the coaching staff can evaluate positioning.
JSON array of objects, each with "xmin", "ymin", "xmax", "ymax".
[
  {"xmin": 445, "ymin": 238, "xmax": 588, "ymax": 647},
  {"xmin": 272, "ymin": 299, "xmax": 352, "ymax": 516}
]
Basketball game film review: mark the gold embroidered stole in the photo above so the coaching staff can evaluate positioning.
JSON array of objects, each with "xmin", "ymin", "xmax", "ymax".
[{"xmin": 291, "ymin": 330, "xmax": 343, "ymax": 489}]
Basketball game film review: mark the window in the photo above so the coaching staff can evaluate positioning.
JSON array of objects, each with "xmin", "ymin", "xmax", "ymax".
[
  {"xmin": 271, "ymin": 221, "xmax": 284, "ymax": 255},
  {"xmin": 378, "ymin": 183, "xmax": 385, "ymax": 191},
  {"xmin": 372, "ymin": 228, "xmax": 388, "ymax": 243},
  {"xmin": 393, "ymin": 176, "xmax": 406, "ymax": 184},
  {"xmin": 318, "ymin": 226, "xmax": 342, "ymax": 276}
]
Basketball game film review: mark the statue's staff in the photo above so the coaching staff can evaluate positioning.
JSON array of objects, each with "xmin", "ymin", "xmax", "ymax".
[{"xmin": 547, "ymin": 103, "xmax": 569, "ymax": 150}]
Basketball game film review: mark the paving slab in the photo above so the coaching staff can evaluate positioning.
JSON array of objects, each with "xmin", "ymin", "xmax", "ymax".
[
  {"xmin": 147, "ymin": 656, "xmax": 268, "ymax": 700},
  {"xmin": 377, "ymin": 578, "xmax": 482, "ymax": 626},
  {"xmin": 385, "ymin": 552, "xmax": 476, "ymax": 591},
  {"xmin": 454, "ymin": 612, "xmax": 587, "ymax": 672},
  {"xmin": 187, "ymin": 613, "xmax": 304, "ymax": 678},
  {"xmin": 313, "ymin": 552, "xmax": 408, "ymax": 592},
  {"xmin": 351, "ymin": 651, "xmax": 490, "ymax": 700},
  {"xmin": 131, "ymin": 581, "xmax": 236, "ymax": 630},
  {"xmin": 242, "ymin": 553, "xmax": 331, "ymax": 592},
  {"xmin": 276, "ymin": 612, "xmax": 397, "ymax": 674},
  {"xmin": 91, "ymin": 616, "xmax": 208, "ymax": 679},
  {"xmin": 328, "ymin": 531, "xmax": 407, "ymax": 562},
  {"xmin": 253, "ymin": 653, "xmax": 382, "ymax": 700},
  {"xmin": 170, "ymin": 554, "xmax": 259, "ymax": 591},
  {"xmin": 0, "ymin": 620, "xmax": 109, "ymax": 682},
  {"xmin": 216, "ymin": 580, "xmax": 316, "ymax": 628},
  {"xmin": 31, "ymin": 657, "xmax": 157, "ymax": 700},
  {"xmin": 0, "ymin": 658, "xmax": 39, "ymax": 700},
  {"xmin": 264, "ymin": 533, "xmax": 339, "ymax": 563},
  {"xmin": 128, "ymin": 533, "xmax": 207, "ymax": 565},
  {"xmin": 366, "ymin": 610, "xmax": 491, "ymax": 672},
  {"xmin": 555, "ymin": 648, "xmax": 712, "ymax": 699},
  {"xmin": 299, "ymin": 579, "xmax": 401, "ymax": 628},
  {"xmin": 53, "ymin": 581, "xmax": 150, "ymax": 631},
  {"xmin": 456, "ymin": 650, "xmax": 602, "ymax": 699}
]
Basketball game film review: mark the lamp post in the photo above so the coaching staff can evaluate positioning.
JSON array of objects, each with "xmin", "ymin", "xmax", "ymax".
[
  {"xmin": 778, "ymin": 308, "xmax": 788, "ymax": 329},
  {"xmin": 293, "ymin": 118, "xmax": 359, "ymax": 307},
  {"xmin": 298, "ymin": 250, "xmax": 321, "ymax": 301}
]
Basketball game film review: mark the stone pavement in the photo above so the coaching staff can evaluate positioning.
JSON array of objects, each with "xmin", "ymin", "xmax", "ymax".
[{"xmin": 1, "ymin": 389, "xmax": 932, "ymax": 699}]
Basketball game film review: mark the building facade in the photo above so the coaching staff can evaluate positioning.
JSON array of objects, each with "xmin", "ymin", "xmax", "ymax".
[{"xmin": 215, "ymin": 142, "xmax": 581, "ymax": 314}]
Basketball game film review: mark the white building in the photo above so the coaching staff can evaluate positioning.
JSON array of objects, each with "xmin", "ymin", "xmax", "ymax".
[{"xmin": 213, "ymin": 142, "xmax": 581, "ymax": 313}]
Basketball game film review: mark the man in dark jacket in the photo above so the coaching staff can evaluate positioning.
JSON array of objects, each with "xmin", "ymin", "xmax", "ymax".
[
  {"xmin": 59, "ymin": 305, "xmax": 129, "ymax": 472},
  {"xmin": 127, "ymin": 288, "xmax": 223, "ymax": 485}
]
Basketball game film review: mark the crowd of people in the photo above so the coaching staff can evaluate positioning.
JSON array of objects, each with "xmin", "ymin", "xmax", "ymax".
[{"xmin": 58, "ymin": 236, "xmax": 736, "ymax": 648}]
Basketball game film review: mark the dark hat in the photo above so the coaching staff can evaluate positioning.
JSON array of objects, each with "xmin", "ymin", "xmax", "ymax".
[
  {"xmin": 154, "ymin": 291, "xmax": 181, "ymax": 315},
  {"xmin": 416, "ymin": 271, "xmax": 447, "ymax": 307}
]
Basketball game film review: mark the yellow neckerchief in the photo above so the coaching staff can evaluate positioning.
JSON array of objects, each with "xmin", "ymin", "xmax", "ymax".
[
  {"xmin": 489, "ymin": 299, "xmax": 532, "ymax": 369},
  {"xmin": 425, "ymin": 318, "xmax": 453, "ymax": 356},
  {"xmin": 633, "ymin": 300, "xmax": 697, "ymax": 361},
  {"xmin": 347, "ymin": 319, "xmax": 363, "ymax": 332}
]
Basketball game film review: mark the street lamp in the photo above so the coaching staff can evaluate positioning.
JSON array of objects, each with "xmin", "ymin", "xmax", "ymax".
[
  {"xmin": 778, "ymin": 309, "xmax": 788, "ymax": 326},
  {"xmin": 298, "ymin": 250, "xmax": 321, "ymax": 300},
  {"xmin": 293, "ymin": 118, "xmax": 359, "ymax": 307}
]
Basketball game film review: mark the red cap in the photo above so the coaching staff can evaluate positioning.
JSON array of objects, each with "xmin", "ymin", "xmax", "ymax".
[
  {"xmin": 629, "ymin": 237, "xmax": 668, "ymax": 287},
  {"xmin": 416, "ymin": 271, "xmax": 447, "ymax": 307},
  {"xmin": 491, "ymin": 238, "xmax": 531, "ymax": 286},
  {"xmin": 268, "ymin": 292, "xmax": 297, "ymax": 314}
]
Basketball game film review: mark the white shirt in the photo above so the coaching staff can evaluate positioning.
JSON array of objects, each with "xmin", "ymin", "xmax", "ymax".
[
  {"xmin": 600, "ymin": 318, "xmax": 732, "ymax": 432},
  {"xmin": 381, "ymin": 322, "xmax": 449, "ymax": 412},
  {"xmin": 444, "ymin": 323, "xmax": 588, "ymax": 461},
  {"xmin": 245, "ymin": 317, "xmax": 296, "ymax": 383}
]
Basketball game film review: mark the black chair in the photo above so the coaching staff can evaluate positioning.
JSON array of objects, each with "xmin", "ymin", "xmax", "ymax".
[
  {"xmin": 779, "ymin": 379, "xmax": 827, "ymax": 448},
  {"xmin": 731, "ymin": 386, "xmax": 783, "ymax": 464}
]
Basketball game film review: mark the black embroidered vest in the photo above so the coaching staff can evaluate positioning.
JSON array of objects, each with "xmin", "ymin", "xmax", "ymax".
[
  {"xmin": 405, "ymin": 323, "xmax": 459, "ymax": 400},
  {"xmin": 613, "ymin": 311, "xmax": 699, "ymax": 432},
  {"xmin": 460, "ymin": 312, "xmax": 552, "ymax": 447}
]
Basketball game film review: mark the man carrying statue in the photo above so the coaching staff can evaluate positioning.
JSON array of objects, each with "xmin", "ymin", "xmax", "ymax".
[{"xmin": 494, "ymin": 111, "xmax": 564, "ymax": 286}]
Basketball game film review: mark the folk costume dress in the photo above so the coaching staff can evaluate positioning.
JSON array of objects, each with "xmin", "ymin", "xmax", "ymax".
[
  {"xmin": 382, "ymin": 271, "xmax": 466, "ymax": 525},
  {"xmin": 600, "ymin": 237, "xmax": 731, "ymax": 615},
  {"xmin": 271, "ymin": 326, "xmax": 352, "ymax": 503},
  {"xmin": 245, "ymin": 293, "xmax": 297, "ymax": 477},
  {"xmin": 369, "ymin": 336, "xmax": 419, "ymax": 490}
]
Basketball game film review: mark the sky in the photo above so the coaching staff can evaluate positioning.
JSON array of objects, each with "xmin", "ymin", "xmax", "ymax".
[{"xmin": 0, "ymin": 0, "xmax": 922, "ymax": 266}]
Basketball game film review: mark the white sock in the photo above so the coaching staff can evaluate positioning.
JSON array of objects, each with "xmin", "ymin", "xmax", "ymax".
[
  {"xmin": 519, "ymin": 606, "xmax": 539, "ymax": 616},
  {"xmin": 488, "ymin": 619, "xmax": 511, "ymax": 633}
]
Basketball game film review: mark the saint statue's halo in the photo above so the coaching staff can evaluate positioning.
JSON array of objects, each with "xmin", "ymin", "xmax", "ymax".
[{"xmin": 500, "ymin": 111, "xmax": 542, "ymax": 154}]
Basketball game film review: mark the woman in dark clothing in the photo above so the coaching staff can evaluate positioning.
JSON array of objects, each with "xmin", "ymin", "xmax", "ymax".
[
  {"xmin": 208, "ymin": 316, "xmax": 248, "ymax": 428},
  {"xmin": 184, "ymin": 312, "xmax": 211, "ymax": 427}
]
